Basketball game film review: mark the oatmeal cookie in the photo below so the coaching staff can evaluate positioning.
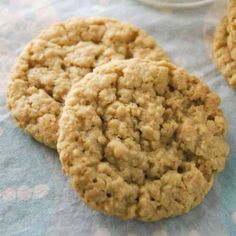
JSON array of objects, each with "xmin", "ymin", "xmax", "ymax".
[
  {"xmin": 227, "ymin": 0, "xmax": 236, "ymax": 60},
  {"xmin": 213, "ymin": 16, "xmax": 236, "ymax": 88},
  {"xmin": 58, "ymin": 59, "xmax": 229, "ymax": 221},
  {"xmin": 7, "ymin": 17, "xmax": 168, "ymax": 148}
]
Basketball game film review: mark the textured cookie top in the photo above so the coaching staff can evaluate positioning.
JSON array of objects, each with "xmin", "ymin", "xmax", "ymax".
[
  {"xmin": 227, "ymin": 0, "xmax": 236, "ymax": 60},
  {"xmin": 213, "ymin": 17, "xmax": 236, "ymax": 88},
  {"xmin": 58, "ymin": 59, "xmax": 229, "ymax": 221},
  {"xmin": 7, "ymin": 17, "xmax": 167, "ymax": 148}
]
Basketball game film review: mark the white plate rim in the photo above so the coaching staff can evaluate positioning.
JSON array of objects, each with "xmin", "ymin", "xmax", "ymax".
[{"xmin": 139, "ymin": 0, "xmax": 215, "ymax": 8}]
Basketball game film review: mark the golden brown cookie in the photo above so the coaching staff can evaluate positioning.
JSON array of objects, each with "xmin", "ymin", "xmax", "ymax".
[
  {"xmin": 58, "ymin": 59, "xmax": 229, "ymax": 221},
  {"xmin": 7, "ymin": 17, "xmax": 168, "ymax": 148},
  {"xmin": 227, "ymin": 0, "xmax": 236, "ymax": 60},
  {"xmin": 213, "ymin": 16, "xmax": 236, "ymax": 88}
]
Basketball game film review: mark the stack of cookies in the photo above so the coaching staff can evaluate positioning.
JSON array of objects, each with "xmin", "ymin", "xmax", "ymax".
[
  {"xmin": 213, "ymin": 0, "xmax": 236, "ymax": 89},
  {"xmin": 7, "ymin": 17, "xmax": 229, "ymax": 221}
]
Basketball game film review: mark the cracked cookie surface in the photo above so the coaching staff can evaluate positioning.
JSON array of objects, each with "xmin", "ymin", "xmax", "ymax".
[
  {"xmin": 7, "ymin": 17, "xmax": 168, "ymax": 148},
  {"xmin": 58, "ymin": 59, "xmax": 229, "ymax": 221},
  {"xmin": 213, "ymin": 16, "xmax": 236, "ymax": 88},
  {"xmin": 227, "ymin": 0, "xmax": 236, "ymax": 60}
]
